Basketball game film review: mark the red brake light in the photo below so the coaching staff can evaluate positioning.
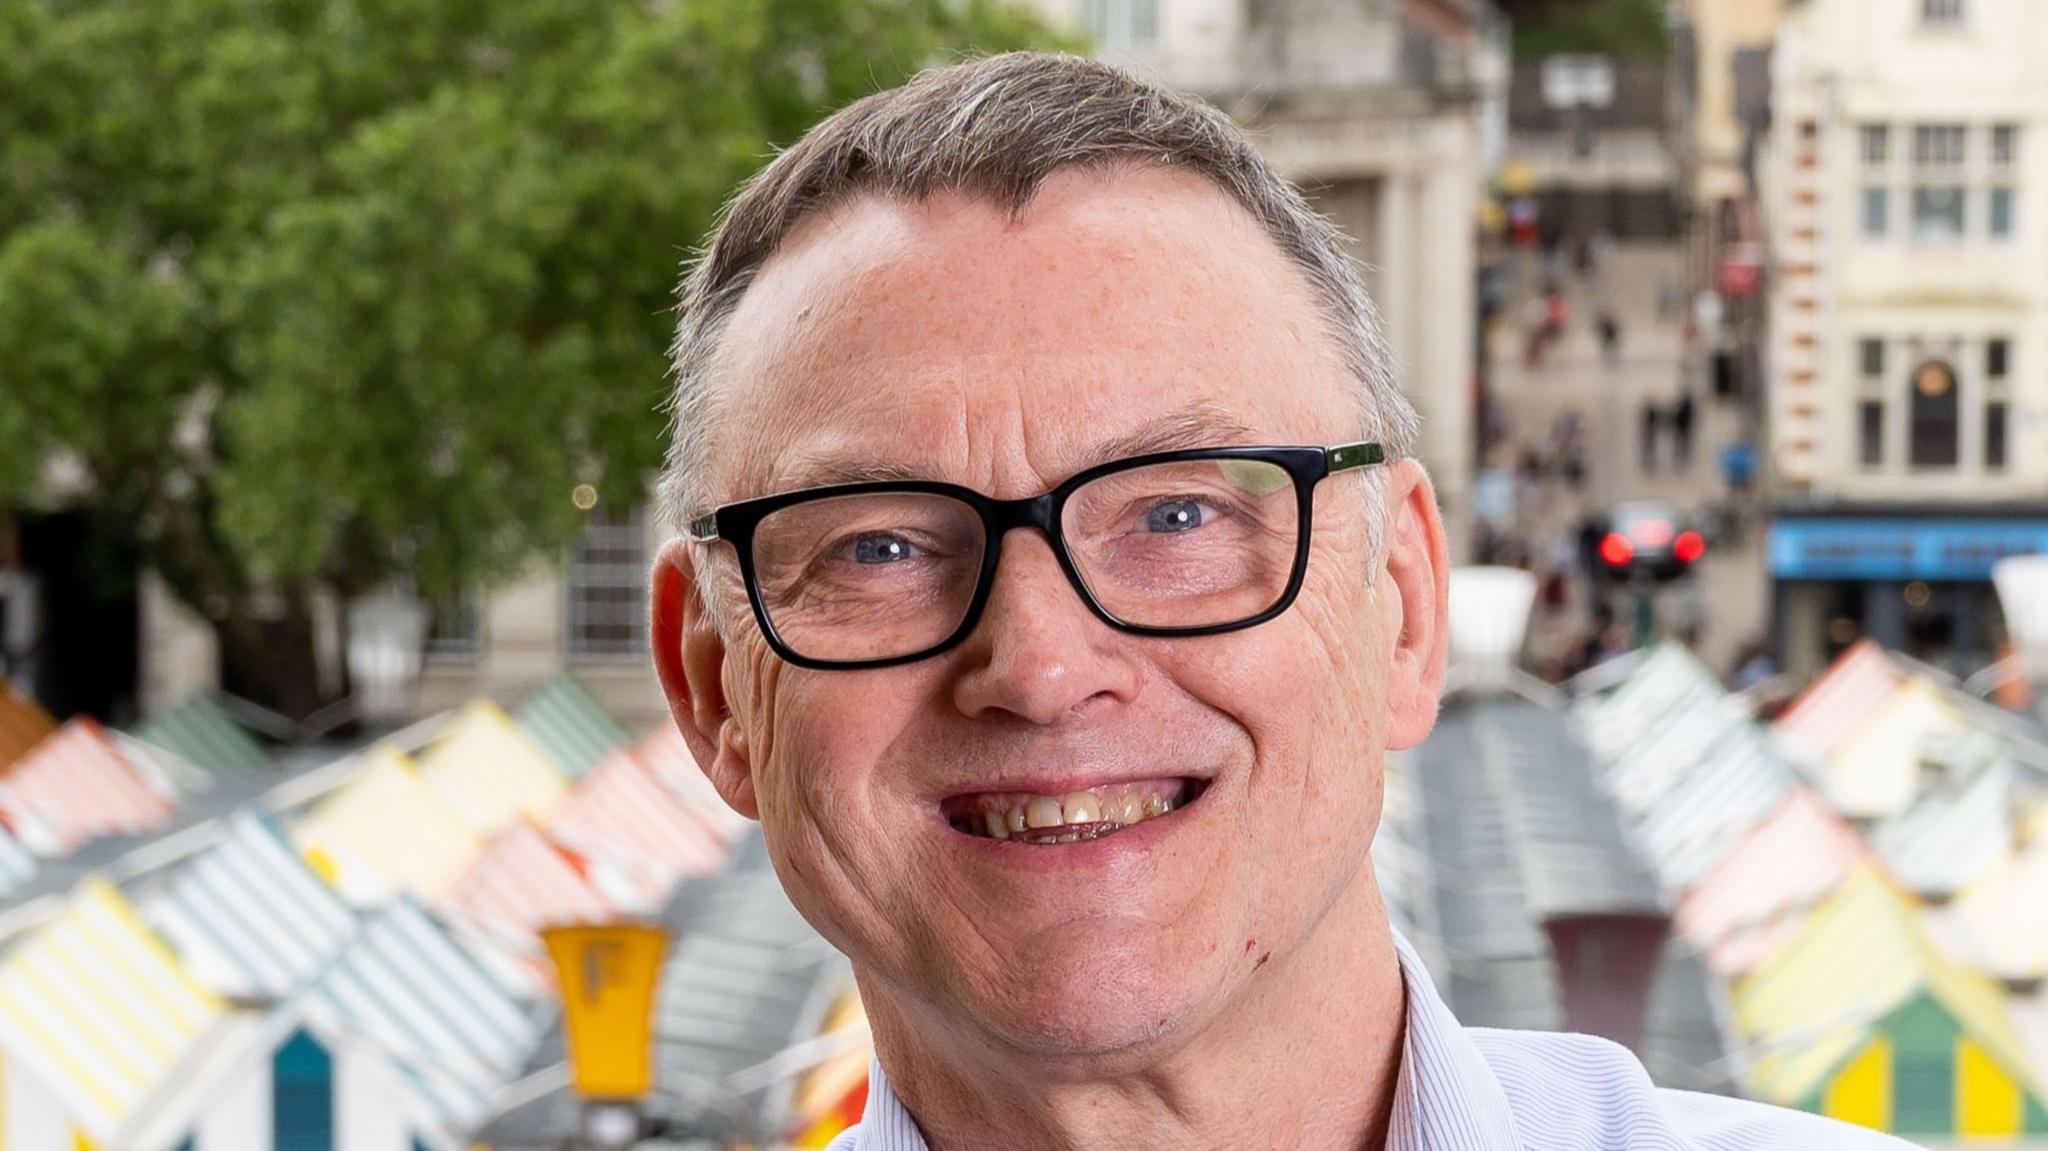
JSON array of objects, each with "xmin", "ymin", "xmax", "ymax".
[
  {"xmin": 1600, "ymin": 532, "xmax": 1634, "ymax": 566},
  {"xmin": 1674, "ymin": 530, "xmax": 1706, "ymax": 563}
]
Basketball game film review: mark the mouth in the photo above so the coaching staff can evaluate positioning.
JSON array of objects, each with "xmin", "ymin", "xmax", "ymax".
[{"xmin": 940, "ymin": 778, "xmax": 1211, "ymax": 845}]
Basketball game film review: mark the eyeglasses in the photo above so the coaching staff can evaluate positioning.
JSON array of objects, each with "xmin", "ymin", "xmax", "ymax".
[{"xmin": 687, "ymin": 442, "xmax": 1387, "ymax": 670}]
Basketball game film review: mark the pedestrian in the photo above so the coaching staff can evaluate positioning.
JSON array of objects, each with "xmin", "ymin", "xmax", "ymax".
[
  {"xmin": 1656, "ymin": 277, "xmax": 1682, "ymax": 324},
  {"xmin": 1596, "ymin": 309, "xmax": 1621, "ymax": 366},
  {"xmin": 1522, "ymin": 294, "xmax": 1549, "ymax": 368},
  {"xmin": 1577, "ymin": 515, "xmax": 1607, "ymax": 579},
  {"xmin": 1589, "ymin": 228, "xmax": 1615, "ymax": 280},
  {"xmin": 1640, "ymin": 400, "xmax": 1661, "ymax": 472},
  {"xmin": 1719, "ymin": 439, "xmax": 1757, "ymax": 497},
  {"xmin": 1543, "ymin": 283, "xmax": 1568, "ymax": 343},
  {"xmin": 1542, "ymin": 536, "xmax": 1576, "ymax": 613},
  {"xmin": 1673, "ymin": 389, "xmax": 1697, "ymax": 471}
]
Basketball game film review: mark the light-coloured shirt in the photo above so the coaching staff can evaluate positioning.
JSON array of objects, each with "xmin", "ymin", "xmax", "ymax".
[{"xmin": 828, "ymin": 932, "xmax": 1914, "ymax": 1149}]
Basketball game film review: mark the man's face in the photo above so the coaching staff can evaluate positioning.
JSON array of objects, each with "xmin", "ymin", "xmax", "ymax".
[{"xmin": 658, "ymin": 167, "xmax": 1444, "ymax": 1062}]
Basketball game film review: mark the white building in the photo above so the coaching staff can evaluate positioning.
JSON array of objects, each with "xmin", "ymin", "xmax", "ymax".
[{"xmin": 1761, "ymin": 0, "xmax": 2048, "ymax": 680}]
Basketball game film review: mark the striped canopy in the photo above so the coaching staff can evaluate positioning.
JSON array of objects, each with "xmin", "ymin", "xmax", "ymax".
[
  {"xmin": 0, "ymin": 718, "xmax": 176, "ymax": 855},
  {"xmin": 415, "ymin": 700, "xmax": 569, "ymax": 837},
  {"xmin": 0, "ymin": 878, "xmax": 224, "ymax": 1140},
  {"xmin": 133, "ymin": 692, "xmax": 267, "ymax": 775},
  {"xmin": 514, "ymin": 675, "xmax": 629, "ymax": 779},
  {"xmin": 144, "ymin": 811, "xmax": 358, "ymax": 1001}
]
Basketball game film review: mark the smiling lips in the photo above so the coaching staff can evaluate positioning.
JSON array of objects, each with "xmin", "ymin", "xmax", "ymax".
[{"xmin": 943, "ymin": 778, "xmax": 1202, "ymax": 844}]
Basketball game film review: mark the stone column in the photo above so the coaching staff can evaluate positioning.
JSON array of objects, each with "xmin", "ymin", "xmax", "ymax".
[{"xmin": 1419, "ymin": 135, "xmax": 1478, "ymax": 563}]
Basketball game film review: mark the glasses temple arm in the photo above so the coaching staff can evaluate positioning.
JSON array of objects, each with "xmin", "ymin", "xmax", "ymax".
[{"xmin": 1325, "ymin": 442, "xmax": 1386, "ymax": 473}]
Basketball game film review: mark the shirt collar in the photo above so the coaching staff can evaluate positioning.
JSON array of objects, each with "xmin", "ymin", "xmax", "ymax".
[
  {"xmin": 846, "ymin": 928, "xmax": 1519, "ymax": 1151},
  {"xmin": 1384, "ymin": 929, "xmax": 1521, "ymax": 1151}
]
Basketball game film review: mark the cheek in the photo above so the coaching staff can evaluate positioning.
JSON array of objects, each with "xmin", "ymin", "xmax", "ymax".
[
  {"xmin": 736, "ymin": 659, "xmax": 948, "ymax": 960},
  {"xmin": 1167, "ymin": 552, "xmax": 1386, "ymax": 842},
  {"xmin": 739, "ymin": 657, "xmax": 936, "ymax": 860}
]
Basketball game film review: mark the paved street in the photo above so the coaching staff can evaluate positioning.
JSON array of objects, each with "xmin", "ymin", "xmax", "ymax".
[{"xmin": 1480, "ymin": 242, "xmax": 1768, "ymax": 678}]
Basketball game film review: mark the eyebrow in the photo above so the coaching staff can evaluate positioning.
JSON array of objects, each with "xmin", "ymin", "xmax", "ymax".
[
  {"xmin": 766, "ymin": 401, "xmax": 1273, "ymax": 496},
  {"xmin": 1070, "ymin": 403, "xmax": 1269, "ymax": 471}
]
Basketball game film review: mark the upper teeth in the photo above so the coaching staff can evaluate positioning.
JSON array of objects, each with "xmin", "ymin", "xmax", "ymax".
[{"xmin": 971, "ymin": 786, "xmax": 1180, "ymax": 842}]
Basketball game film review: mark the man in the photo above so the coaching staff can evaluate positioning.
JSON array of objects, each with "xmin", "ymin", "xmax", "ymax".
[{"xmin": 651, "ymin": 52, "xmax": 1905, "ymax": 1151}]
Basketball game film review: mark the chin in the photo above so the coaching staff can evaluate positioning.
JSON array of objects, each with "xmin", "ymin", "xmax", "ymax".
[{"xmin": 959, "ymin": 928, "xmax": 1218, "ymax": 1061}]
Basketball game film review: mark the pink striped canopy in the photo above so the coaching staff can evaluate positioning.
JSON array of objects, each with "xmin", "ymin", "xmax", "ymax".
[
  {"xmin": 0, "ymin": 718, "xmax": 174, "ymax": 854},
  {"xmin": 1771, "ymin": 640, "xmax": 1904, "ymax": 762},
  {"xmin": 440, "ymin": 819, "xmax": 618, "ymax": 941},
  {"xmin": 1674, "ymin": 788, "xmax": 1870, "ymax": 976},
  {"xmin": 547, "ymin": 746, "xmax": 732, "ymax": 908}
]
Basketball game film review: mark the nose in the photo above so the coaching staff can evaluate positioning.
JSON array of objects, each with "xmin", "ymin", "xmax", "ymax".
[{"xmin": 949, "ymin": 532, "xmax": 1141, "ymax": 726}]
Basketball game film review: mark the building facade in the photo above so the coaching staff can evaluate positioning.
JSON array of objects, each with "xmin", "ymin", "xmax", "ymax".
[
  {"xmin": 1675, "ymin": 0, "xmax": 1781, "ymax": 415},
  {"xmin": 1681, "ymin": 0, "xmax": 1784, "ymax": 214},
  {"xmin": 1761, "ymin": 0, "xmax": 2048, "ymax": 680}
]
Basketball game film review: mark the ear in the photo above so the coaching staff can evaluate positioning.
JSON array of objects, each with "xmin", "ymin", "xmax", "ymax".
[
  {"xmin": 650, "ymin": 538, "xmax": 759, "ymax": 819},
  {"xmin": 1379, "ymin": 459, "xmax": 1450, "ymax": 751}
]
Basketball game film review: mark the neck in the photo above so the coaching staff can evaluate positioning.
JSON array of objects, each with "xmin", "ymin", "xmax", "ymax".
[{"xmin": 862, "ymin": 876, "xmax": 1409, "ymax": 1151}]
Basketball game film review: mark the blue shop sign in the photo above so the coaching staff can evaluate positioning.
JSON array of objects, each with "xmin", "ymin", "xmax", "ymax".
[{"xmin": 1769, "ymin": 517, "xmax": 2048, "ymax": 580}]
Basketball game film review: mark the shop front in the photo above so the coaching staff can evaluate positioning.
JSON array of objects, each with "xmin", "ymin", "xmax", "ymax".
[{"xmin": 1768, "ymin": 512, "xmax": 2048, "ymax": 681}]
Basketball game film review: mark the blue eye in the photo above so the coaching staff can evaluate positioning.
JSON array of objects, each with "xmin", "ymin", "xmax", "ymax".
[
  {"xmin": 1144, "ymin": 500, "xmax": 1204, "ymax": 533},
  {"xmin": 853, "ymin": 534, "xmax": 918, "ymax": 563}
]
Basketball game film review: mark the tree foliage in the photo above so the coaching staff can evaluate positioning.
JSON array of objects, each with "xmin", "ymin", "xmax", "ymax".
[
  {"xmin": 0, "ymin": 0, "xmax": 1058, "ymax": 713},
  {"xmin": 1508, "ymin": 0, "xmax": 1668, "ymax": 60}
]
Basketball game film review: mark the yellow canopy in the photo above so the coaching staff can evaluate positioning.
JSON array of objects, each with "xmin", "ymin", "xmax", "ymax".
[
  {"xmin": 294, "ymin": 745, "xmax": 481, "ymax": 901},
  {"xmin": 1735, "ymin": 866, "xmax": 2034, "ymax": 1105}
]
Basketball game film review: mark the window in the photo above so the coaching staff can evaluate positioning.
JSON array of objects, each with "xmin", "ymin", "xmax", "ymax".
[
  {"xmin": 1986, "ymin": 338, "xmax": 2010, "ymax": 474},
  {"xmin": 1909, "ymin": 360, "xmax": 1961, "ymax": 469},
  {"xmin": 424, "ymin": 588, "xmax": 481, "ymax": 662},
  {"xmin": 1858, "ymin": 342, "xmax": 1886, "ymax": 469},
  {"xmin": 1913, "ymin": 124, "xmax": 1967, "ymax": 166},
  {"xmin": 1986, "ymin": 401, "xmax": 2009, "ymax": 470},
  {"xmin": 1991, "ymin": 124, "xmax": 2017, "ymax": 166},
  {"xmin": 1861, "ymin": 125, "xmax": 1890, "ymax": 165},
  {"xmin": 1989, "ymin": 186, "xmax": 2014, "ymax": 238},
  {"xmin": 1912, "ymin": 184, "xmax": 1967, "ymax": 242},
  {"xmin": 1861, "ymin": 187, "xmax": 1889, "ymax": 237},
  {"xmin": 566, "ymin": 505, "xmax": 648, "ymax": 657},
  {"xmin": 1080, "ymin": 0, "xmax": 1159, "ymax": 49},
  {"xmin": 1922, "ymin": 0, "xmax": 1964, "ymax": 25},
  {"xmin": 1859, "ymin": 401, "xmax": 1886, "ymax": 469}
]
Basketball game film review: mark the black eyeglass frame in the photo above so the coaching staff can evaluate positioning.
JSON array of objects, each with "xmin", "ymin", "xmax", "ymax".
[{"xmin": 687, "ymin": 441, "xmax": 1387, "ymax": 670}]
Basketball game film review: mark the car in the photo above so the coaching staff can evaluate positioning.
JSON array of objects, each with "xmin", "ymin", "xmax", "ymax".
[{"xmin": 1595, "ymin": 500, "xmax": 1705, "ymax": 582}]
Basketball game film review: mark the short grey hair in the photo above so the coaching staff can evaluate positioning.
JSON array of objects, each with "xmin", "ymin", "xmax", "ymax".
[{"xmin": 661, "ymin": 50, "xmax": 1420, "ymax": 542}]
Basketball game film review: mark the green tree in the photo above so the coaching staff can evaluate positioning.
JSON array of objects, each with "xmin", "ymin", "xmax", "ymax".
[
  {"xmin": 1507, "ymin": 0, "xmax": 1669, "ymax": 60},
  {"xmin": 0, "ymin": 0, "xmax": 1058, "ymax": 718}
]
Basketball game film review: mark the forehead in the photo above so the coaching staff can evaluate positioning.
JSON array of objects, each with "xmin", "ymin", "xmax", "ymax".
[{"xmin": 707, "ymin": 165, "xmax": 1354, "ymax": 500}]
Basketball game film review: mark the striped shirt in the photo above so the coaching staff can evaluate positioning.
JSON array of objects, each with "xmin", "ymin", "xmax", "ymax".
[{"xmin": 829, "ymin": 932, "xmax": 1914, "ymax": 1149}]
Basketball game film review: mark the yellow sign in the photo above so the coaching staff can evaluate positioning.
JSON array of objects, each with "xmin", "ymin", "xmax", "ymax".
[{"xmin": 543, "ymin": 924, "xmax": 670, "ymax": 1099}]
